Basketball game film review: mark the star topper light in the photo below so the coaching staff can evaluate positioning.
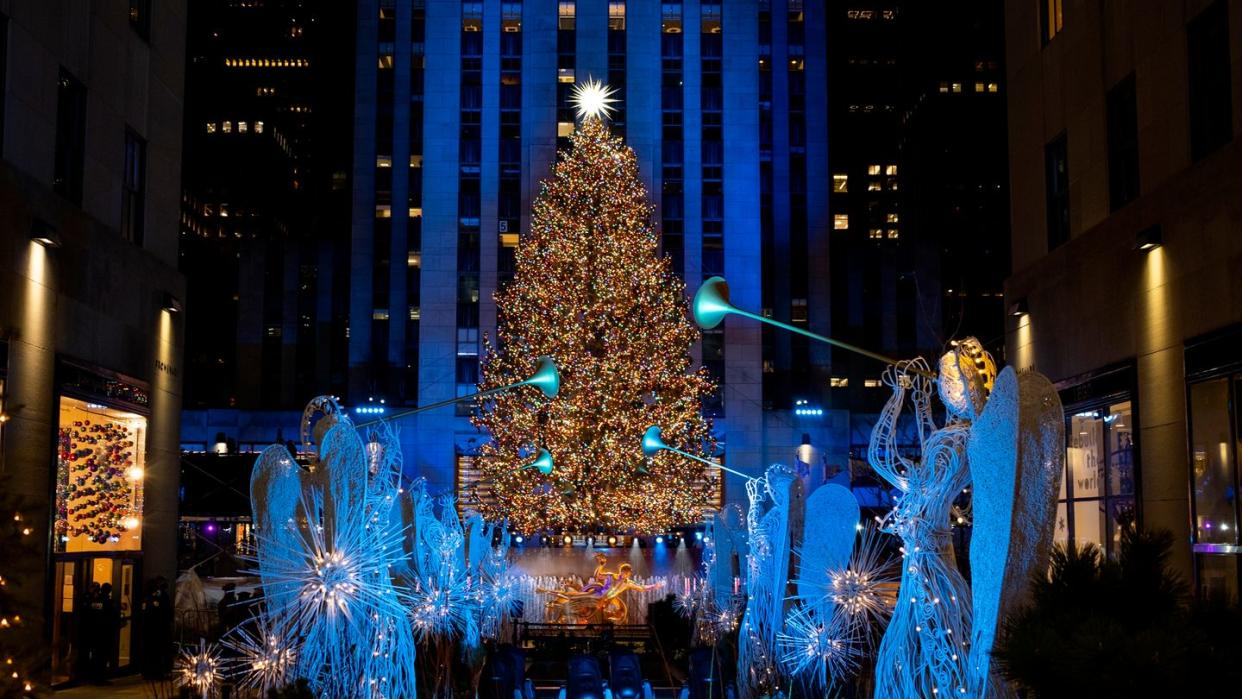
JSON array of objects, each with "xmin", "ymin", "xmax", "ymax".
[{"xmin": 570, "ymin": 78, "xmax": 619, "ymax": 120}]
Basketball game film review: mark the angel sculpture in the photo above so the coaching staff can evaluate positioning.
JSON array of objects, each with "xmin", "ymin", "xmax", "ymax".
[{"xmin": 866, "ymin": 338, "xmax": 1064, "ymax": 698}]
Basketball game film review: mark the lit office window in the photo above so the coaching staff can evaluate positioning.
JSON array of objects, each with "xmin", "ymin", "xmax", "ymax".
[
  {"xmin": 867, "ymin": 180, "xmax": 881, "ymax": 192},
  {"xmin": 237, "ymin": 121, "xmax": 248, "ymax": 133},
  {"xmin": 869, "ymin": 228, "xmax": 882, "ymax": 239},
  {"xmin": 864, "ymin": 378, "xmax": 882, "ymax": 388},
  {"xmin": 987, "ymin": 82, "xmax": 999, "ymax": 93},
  {"xmin": 253, "ymin": 120, "xmax": 264, "ymax": 133},
  {"xmin": 376, "ymin": 155, "xmax": 392, "ymax": 168},
  {"xmin": 867, "ymin": 164, "xmax": 881, "ymax": 175},
  {"xmin": 951, "ymin": 82, "xmax": 962, "ymax": 93},
  {"xmin": 886, "ymin": 212, "xmax": 899, "ymax": 223},
  {"xmin": 829, "ymin": 377, "xmax": 849, "ymax": 388},
  {"xmin": 885, "ymin": 164, "xmax": 898, "ymax": 175},
  {"xmin": 939, "ymin": 82, "xmax": 949, "ymax": 93},
  {"xmin": 886, "ymin": 229, "xmax": 899, "ymax": 239},
  {"xmin": 463, "ymin": 2, "xmax": 483, "ymax": 31},
  {"xmin": 559, "ymin": 1, "xmax": 576, "ymax": 30},
  {"xmin": 372, "ymin": 309, "xmax": 390, "ymax": 321},
  {"xmin": 701, "ymin": 3, "xmax": 721, "ymax": 33},
  {"xmin": 222, "ymin": 121, "xmax": 232, "ymax": 133},
  {"xmin": 206, "ymin": 122, "xmax": 217, "ymax": 133},
  {"xmin": 662, "ymin": 2, "xmax": 682, "ymax": 33},
  {"xmin": 833, "ymin": 214, "xmax": 849, "ymax": 230},
  {"xmin": 609, "ymin": 1, "xmax": 625, "ymax": 29},
  {"xmin": 832, "ymin": 174, "xmax": 848, "ymax": 192}
]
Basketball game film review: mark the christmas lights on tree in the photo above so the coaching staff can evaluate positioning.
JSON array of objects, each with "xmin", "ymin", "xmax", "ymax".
[{"xmin": 471, "ymin": 101, "xmax": 717, "ymax": 534}]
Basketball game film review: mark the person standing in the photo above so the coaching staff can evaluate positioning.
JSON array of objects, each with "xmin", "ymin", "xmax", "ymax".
[{"xmin": 141, "ymin": 576, "xmax": 173, "ymax": 678}]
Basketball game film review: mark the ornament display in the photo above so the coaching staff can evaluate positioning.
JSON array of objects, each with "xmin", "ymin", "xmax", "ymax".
[{"xmin": 55, "ymin": 413, "xmax": 143, "ymax": 548}]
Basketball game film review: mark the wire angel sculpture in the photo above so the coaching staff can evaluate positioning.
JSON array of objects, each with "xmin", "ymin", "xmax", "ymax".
[
  {"xmin": 867, "ymin": 359, "xmax": 975, "ymax": 697},
  {"xmin": 247, "ymin": 398, "xmax": 415, "ymax": 697}
]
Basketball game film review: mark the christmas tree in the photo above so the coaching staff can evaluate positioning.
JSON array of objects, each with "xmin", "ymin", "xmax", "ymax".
[{"xmin": 471, "ymin": 82, "xmax": 718, "ymax": 534}]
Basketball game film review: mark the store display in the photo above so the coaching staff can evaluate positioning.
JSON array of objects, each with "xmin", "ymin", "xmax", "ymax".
[{"xmin": 54, "ymin": 399, "xmax": 145, "ymax": 551}]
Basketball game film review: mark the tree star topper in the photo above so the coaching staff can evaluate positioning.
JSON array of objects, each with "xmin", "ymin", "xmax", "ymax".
[{"xmin": 571, "ymin": 78, "xmax": 619, "ymax": 121}]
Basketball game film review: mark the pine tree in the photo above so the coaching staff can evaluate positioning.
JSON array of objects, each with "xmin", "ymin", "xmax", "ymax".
[{"xmin": 471, "ymin": 114, "xmax": 718, "ymax": 534}]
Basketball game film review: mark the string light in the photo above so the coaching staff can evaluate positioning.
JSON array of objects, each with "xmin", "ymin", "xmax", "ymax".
[{"xmin": 471, "ymin": 116, "xmax": 717, "ymax": 533}]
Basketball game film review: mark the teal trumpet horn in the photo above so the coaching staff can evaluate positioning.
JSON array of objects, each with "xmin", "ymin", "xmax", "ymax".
[
  {"xmin": 522, "ymin": 448, "xmax": 555, "ymax": 476},
  {"xmin": 692, "ymin": 276, "xmax": 934, "ymax": 378},
  {"xmin": 641, "ymin": 425, "xmax": 750, "ymax": 479},
  {"xmin": 355, "ymin": 355, "xmax": 560, "ymax": 428}
]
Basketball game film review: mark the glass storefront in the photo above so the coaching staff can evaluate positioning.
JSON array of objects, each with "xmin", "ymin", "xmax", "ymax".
[
  {"xmin": 1057, "ymin": 400, "xmax": 1137, "ymax": 556},
  {"xmin": 50, "ymin": 381, "xmax": 149, "ymax": 685},
  {"xmin": 54, "ymin": 397, "xmax": 146, "ymax": 553},
  {"xmin": 1188, "ymin": 373, "xmax": 1241, "ymax": 603}
]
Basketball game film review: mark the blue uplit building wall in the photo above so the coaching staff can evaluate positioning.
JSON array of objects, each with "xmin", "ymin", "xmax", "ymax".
[{"xmin": 349, "ymin": 0, "xmax": 843, "ymax": 507}]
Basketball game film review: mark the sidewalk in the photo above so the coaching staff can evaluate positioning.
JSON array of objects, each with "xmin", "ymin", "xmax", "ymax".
[{"xmin": 54, "ymin": 675, "xmax": 158, "ymax": 698}]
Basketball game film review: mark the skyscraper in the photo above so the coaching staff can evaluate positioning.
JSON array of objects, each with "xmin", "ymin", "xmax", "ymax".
[
  {"xmin": 825, "ymin": 1, "xmax": 1009, "ymax": 418},
  {"xmin": 350, "ymin": 0, "xmax": 839, "ymax": 505},
  {"xmin": 180, "ymin": 0, "xmax": 355, "ymax": 412}
]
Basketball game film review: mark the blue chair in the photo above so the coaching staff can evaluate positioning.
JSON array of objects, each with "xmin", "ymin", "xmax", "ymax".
[
  {"xmin": 481, "ymin": 644, "xmax": 535, "ymax": 699},
  {"xmin": 558, "ymin": 654, "xmax": 612, "ymax": 699},
  {"xmin": 608, "ymin": 652, "xmax": 654, "ymax": 699},
  {"xmin": 678, "ymin": 647, "xmax": 736, "ymax": 699}
]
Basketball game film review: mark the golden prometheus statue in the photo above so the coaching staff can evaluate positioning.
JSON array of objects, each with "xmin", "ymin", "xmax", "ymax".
[{"xmin": 539, "ymin": 553, "xmax": 663, "ymax": 624}]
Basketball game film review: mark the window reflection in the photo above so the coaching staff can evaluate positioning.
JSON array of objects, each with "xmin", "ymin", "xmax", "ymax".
[{"xmin": 1059, "ymin": 400, "xmax": 1137, "ymax": 556}]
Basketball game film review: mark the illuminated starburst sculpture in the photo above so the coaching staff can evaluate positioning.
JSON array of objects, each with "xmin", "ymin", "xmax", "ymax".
[
  {"xmin": 795, "ymin": 523, "xmax": 898, "ymax": 648},
  {"xmin": 570, "ymin": 77, "xmax": 619, "ymax": 120},
  {"xmin": 222, "ymin": 625, "xmax": 296, "ymax": 693},
  {"xmin": 777, "ymin": 606, "xmax": 860, "ymax": 690},
  {"xmin": 176, "ymin": 639, "xmax": 225, "ymax": 698}
]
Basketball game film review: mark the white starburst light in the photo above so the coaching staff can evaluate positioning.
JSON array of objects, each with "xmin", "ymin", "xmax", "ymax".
[{"xmin": 570, "ymin": 78, "xmax": 619, "ymax": 120}]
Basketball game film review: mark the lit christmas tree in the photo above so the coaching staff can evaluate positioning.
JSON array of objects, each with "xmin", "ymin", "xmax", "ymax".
[{"xmin": 471, "ymin": 81, "xmax": 718, "ymax": 534}]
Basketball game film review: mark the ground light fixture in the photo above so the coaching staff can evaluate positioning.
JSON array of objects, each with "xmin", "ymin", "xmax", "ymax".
[
  {"xmin": 641, "ymin": 424, "xmax": 751, "ymax": 479},
  {"xmin": 354, "ymin": 354, "xmax": 559, "ymax": 428},
  {"xmin": 162, "ymin": 292, "xmax": 184, "ymax": 314},
  {"xmin": 1007, "ymin": 298, "xmax": 1029, "ymax": 317},
  {"xmin": 693, "ymin": 276, "xmax": 935, "ymax": 379}
]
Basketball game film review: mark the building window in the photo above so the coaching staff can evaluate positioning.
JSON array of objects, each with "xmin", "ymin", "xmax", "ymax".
[
  {"xmin": 55, "ymin": 396, "xmax": 147, "ymax": 553},
  {"xmin": 609, "ymin": 1, "xmax": 626, "ymax": 29},
  {"xmin": 129, "ymin": 0, "xmax": 151, "ymax": 40},
  {"xmin": 1187, "ymin": 0, "xmax": 1233, "ymax": 162},
  {"xmin": 1044, "ymin": 131, "xmax": 1070, "ymax": 250},
  {"xmin": 1106, "ymin": 73, "xmax": 1140, "ymax": 211},
  {"xmin": 1057, "ymin": 401, "xmax": 1136, "ymax": 558},
  {"xmin": 558, "ymin": 1, "xmax": 576, "ymax": 30},
  {"xmin": 53, "ymin": 68, "xmax": 87, "ymax": 205},
  {"xmin": 1041, "ymin": 0, "xmax": 1064, "ymax": 44},
  {"xmin": 829, "ymin": 377, "xmax": 849, "ymax": 388},
  {"xmin": 866, "ymin": 164, "xmax": 881, "ymax": 176},
  {"xmin": 833, "ymin": 214, "xmax": 849, "ymax": 230},
  {"xmin": 121, "ymin": 129, "xmax": 146, "ymax": 245},
  {"xmin": 663, "ymin": 2, "xmax": 682, "ymax": 33},
  {"xmin": 832, "ymin": 174, "xmax": 848, "ymax": 192}
]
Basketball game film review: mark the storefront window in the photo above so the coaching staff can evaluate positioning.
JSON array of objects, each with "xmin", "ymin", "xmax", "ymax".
[
  {"xmin": 55, "ymin": 397, "xmax": 146, "ymax": 552},
  {"xmin": 1058, "ymin": 400, "xmax": 1136, "ymax": 556},
  {"xmin": 1189, "ymin": 377, "xmax": 1239, "ymax": 546}
]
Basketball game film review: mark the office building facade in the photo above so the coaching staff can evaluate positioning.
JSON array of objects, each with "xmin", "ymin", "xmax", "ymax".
[
  {"xmin": 0, "ymin": 0, "xmax": 186, "ymax": 684},
  {"xmin": 1004, "ymin": 0, "xmax": 1242, "ymax": 597}
]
